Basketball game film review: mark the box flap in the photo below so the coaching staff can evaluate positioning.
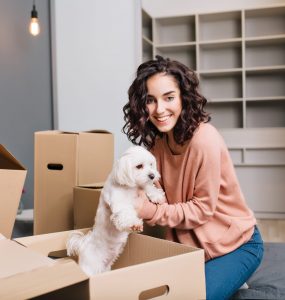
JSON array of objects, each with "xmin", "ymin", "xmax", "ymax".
[
  {"xmin": 0, "ymin": 145, "xmax": 27, "ymax": 238},
  {"xmin": 0, "ymin": 258, "xmax": 88, "ymax": 300},
  {"xmin": 15, "ymin": 229, "xmax": 90, "ymax": 256},
  {"xmin": 76, "ymin": 182, "xmax": 104, "ymax": 189},
  {"xmin": 83, "ymin": 129, "xmax": 112, "ymax": 134},
  {"xmin": 0, "ymin": 239, "xmax": 54, "ymax": 279},
  {"xmin": 0, "ymin": 145, "xmax": 26, "ymax": 170}
]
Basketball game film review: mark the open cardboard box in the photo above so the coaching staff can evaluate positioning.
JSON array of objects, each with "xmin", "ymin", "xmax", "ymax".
[
  {"xmin": 0, "ymin": 144, "xmax": 27, "ymax": 238},
  {"xmin": 13, "ymin": 229, "xmax": 206, "ymax": 299}
]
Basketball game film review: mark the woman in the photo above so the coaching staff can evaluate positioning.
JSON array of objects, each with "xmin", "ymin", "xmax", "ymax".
[{"xmin": 122, "ymin": 55, "xmax": 263, "ymax": 299}]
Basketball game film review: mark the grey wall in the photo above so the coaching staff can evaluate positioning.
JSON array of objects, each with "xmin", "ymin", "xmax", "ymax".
[{"xmin": 0, "ymin": 0, "xmax": 53, "ymax": 209}]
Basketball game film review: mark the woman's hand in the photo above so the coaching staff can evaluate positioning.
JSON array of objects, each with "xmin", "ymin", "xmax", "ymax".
[{"xmin": 135, "ymin": 189, "xmax": 149, "ymax": 213}]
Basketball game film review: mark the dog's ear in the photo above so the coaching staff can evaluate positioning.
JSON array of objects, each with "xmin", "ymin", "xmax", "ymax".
[{"xmin": 112, "ymin": 155, "xmax": 136, "ymax": 187}]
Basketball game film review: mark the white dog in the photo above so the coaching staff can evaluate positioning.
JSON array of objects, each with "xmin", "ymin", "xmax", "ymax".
[{"xmin": 66, "ymin": 146, "xmax": 165, "ymax": 276}]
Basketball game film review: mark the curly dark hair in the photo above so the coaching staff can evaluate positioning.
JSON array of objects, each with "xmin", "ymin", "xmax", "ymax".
[{"xmin": 123, "ymin": 55, "xmax": 210, "ymax": 149}]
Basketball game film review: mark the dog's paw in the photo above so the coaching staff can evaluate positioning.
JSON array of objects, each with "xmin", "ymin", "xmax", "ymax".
[
  {"xmin": 147, "ymin": 188, "xmax": 166, "ymax": 204},
  {"xmin": 111, "ymin": 213, "xmax": 143, "ymax": 232},
  {"xmin": 130, "ymin": 223, "xmax": 143, "ymax": 233}
]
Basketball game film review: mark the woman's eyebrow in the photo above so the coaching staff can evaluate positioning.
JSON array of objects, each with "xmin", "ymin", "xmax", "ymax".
[
  {"xmin": 163, "ymin": 91, "xmax": 175, "ymax": 96},
  {"xmin": 147, "ymin": 90, "xmax": 175, "ymax": 97}
]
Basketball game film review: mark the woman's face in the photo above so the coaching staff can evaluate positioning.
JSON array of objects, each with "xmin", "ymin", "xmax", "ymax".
[{"xmin": 146, "ymin": 73, "xmax": 182, "ymax": 134}]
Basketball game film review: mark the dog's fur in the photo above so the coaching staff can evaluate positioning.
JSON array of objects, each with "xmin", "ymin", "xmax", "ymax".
[{"xmin": 66, "ymin": 146, "xmax": 165, "ymax": 276}]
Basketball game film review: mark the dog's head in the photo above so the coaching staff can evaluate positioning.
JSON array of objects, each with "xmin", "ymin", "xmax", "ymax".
[{"xmin": 112, "ymin": 146, "xmax": 160, "ymax": 188}]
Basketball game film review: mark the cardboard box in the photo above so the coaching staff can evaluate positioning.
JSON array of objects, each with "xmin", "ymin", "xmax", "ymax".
[
  {"xmin": 73, "ymin": 184, "xmax": 103, "ymax": 229},
  {"xmin": 34, "ymin": 130, "xmax": 114, "ymax": 234},
  {"xmin": 0, "ymin": 234, "xmax": 88, "ymax": 300},
  {"xmin": 0, "ymin": 145, "xmax": 27, "ymax": 238},
  {"xmin": 15, "ymin": 229, "xmax": 206, "ymax": 299}
]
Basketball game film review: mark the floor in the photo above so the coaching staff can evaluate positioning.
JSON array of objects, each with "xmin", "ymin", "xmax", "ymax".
[
  {"xmin": 12, "ymin": 217, "xmax": 285, "ymax": 243},
  {"xmin": 257, "ymin": 219, "xmax": 285, "ymax": 243}
]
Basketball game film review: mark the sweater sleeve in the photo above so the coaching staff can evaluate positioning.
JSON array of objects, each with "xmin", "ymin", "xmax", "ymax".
[{"xmin": 139, "ymin": 129, "xmax": 222, "ymax": 229}]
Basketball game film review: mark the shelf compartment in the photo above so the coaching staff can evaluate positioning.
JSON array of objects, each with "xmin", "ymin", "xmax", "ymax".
[
  {"xmin": 245, "ymin": 6, "xmax": 285, "ymax": 38},
  {"xmin": 245, "ymin": 69, "xmax": 285, "ymax": 98},
  {"xmin": 245, "ymin": 148, "xmax": 285, "ymax": 165},
  {"xmin": 156, "ymin": 45, "xmax": 196, "ymax": 70},
  {"xmin": 207, "ymin": 101, "xmax": 243, "ymax": 129},
  {"xmin": 199, "ymin": 72, "xmax": 242, "ymax": 99},
  {"xmin": 235, "ymin": 166, "xmax": 285, "ymax": 213},
  {"xmin": 142, "ymin": 38, "xmax": 153, "ymax": 62},
  {"xmin": 245, "ymin": 38, "xmax": 285, "ymax": 68},
  {"xmin": 198, "ymin": 11, "xmax": 241, "ymax": 42},
  {"xmin": 229, "ymin": 148, "xmax": 244, "ymax": 164},
  {"xmin": 199, "ymin": 41, "xmax": 242, "ymax": 70},
  {"xmin": 142, "ymin": 10, "xmax": 153, "ymax": 42},
  {"xmin": 154, "ymin": 16, "xmax": 195, "ymax": 45},
  {"xmin": 246, "ymin": 99, "xmax": 285, "ymax": 128}
]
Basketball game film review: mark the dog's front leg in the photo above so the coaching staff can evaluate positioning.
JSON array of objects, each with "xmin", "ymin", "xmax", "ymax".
[
  {"xmin": 144, "ymin": 184, "xmax": 166, "ymax": 204},
  {"xmin": 110, "ymin": 201, "xmax": 143, "ymax": 233}
]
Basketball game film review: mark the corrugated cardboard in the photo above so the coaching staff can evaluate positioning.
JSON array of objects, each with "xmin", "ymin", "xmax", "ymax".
[
  {"xmin": 0, "ymin": 144, "xmax": 27, "ymax": 238},
  {"xmin": 0, "ymin": 233, "xmax": 88, "ymax": 299},
  {"xmin": 16, "ymin": 229, "xmax": 206, "ymax": 299},
  {"xmin": 34, "ymin": 130, "xmax": 114, "ymax": 234},
  {"xmin": 0, "ymin": 255, "xmax": 89, "ymax": 300},
  {"xmin": 73, "ymin": 183, "xmax": 103, "ymax": 229},
  {"xmin": 0, "ymin": 235, "xmax": 54, "ymax": 280}
]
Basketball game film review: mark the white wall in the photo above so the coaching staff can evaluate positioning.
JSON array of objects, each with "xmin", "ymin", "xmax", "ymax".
[
  {"xmin": 51, "ymin": 0, "xmax": 141, "ymax": 158},
  {"xmin": 52, "ymin": 0, "xmax": 285, "ymax": 159},
  {"xmin": 142, "ymin": 0, "xmax": 285, "ymax": 16}
]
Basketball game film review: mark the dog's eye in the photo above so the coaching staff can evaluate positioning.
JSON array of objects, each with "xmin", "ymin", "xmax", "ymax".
[{"xmin": 136, "ymin": 164, "xmax": 143, "ymax": 169}]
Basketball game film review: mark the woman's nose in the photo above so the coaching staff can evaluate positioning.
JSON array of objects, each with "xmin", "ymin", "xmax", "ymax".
[{"xmin": 156, "ymin": 100, "xmax": 165, "ymax": 114}]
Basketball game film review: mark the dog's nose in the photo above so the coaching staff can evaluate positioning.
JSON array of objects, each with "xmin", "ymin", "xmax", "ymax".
[{"xmin": 148, "ymin": 173, "xmax": 155, "ymax": 180}]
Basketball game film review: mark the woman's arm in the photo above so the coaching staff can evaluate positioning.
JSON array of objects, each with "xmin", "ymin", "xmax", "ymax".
[{"xmin": 138, "ymin": 135, "xmax": 222, "ymax": 230}]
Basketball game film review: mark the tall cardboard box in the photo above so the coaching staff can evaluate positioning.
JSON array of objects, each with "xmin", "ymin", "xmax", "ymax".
[
  {"xmin": 0, "ymin": 145, "xmax": 27, "ymax": 238},
  {"xmin": 34, "ymin": 130, "xmax": 114, "ymax": 234}
]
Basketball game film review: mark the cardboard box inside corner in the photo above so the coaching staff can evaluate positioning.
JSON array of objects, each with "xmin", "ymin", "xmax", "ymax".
[
  {"xmin": 14, "ymin": 229, "xmax": 206, "ymax": 299},
  {"xmin": 0, "ymin": 144, "xmax": 27, "ymax": 238},
  {"xmin": 34, "ymin": 130, "xmax": 114, "ymax": 235},
  {"xmin": 73, "ymin": 183, "xmax": 104, "ymax": 229}
]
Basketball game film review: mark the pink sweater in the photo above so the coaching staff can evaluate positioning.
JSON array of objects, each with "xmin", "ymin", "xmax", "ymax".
[{"xmin": 139, "ymin": 123, "xmax": 256, "ymax": 261}]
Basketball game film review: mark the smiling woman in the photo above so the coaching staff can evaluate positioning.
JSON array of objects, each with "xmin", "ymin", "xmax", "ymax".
[{"xmin": 122, "ymin": 55, "xmax": 263, "ymax": 300}]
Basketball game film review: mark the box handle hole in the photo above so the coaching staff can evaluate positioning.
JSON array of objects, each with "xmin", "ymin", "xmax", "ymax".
[
  {"xmin": 139, "ymin": 285, "xmax": 169, "ymax": 299},
  {"xmin": 47, "ymin": 163, "xmax": 63, "ymax": 170}
]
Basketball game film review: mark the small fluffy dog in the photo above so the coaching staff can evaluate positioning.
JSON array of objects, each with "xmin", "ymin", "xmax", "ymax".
[{"xmin": 66, "ymin": 146, "xmax": 165, "ymax": 276}]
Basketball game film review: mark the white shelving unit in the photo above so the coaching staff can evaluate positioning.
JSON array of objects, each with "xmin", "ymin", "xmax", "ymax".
[{"xmin": 141, "ymin": 5, "xmax": 285, "ymax": 218}]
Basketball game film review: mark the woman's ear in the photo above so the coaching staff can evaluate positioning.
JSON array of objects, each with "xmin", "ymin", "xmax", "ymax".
[{"xmin": 112, "ymin": 155, "xmax": 135, "ymax": 187}]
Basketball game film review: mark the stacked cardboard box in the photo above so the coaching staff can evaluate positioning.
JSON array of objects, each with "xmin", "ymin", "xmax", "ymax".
[{"xmin": 34, "ymin": 130, "xmax": 114, "ymax": 234}]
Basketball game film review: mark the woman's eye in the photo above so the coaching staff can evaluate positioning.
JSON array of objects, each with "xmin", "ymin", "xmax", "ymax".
[
  {"xmin": 146, "ymin": 97, "xmax": 154, "ymax": 104},
  {"xmin": 136, "ymin": 164, "xmax": 143, "ymax": 169},
  {"xmin": 167, "ymin": 96, "xmax": 175, "ymax": 102}
]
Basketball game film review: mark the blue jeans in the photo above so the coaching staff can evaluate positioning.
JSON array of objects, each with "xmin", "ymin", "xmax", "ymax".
[{"xmin": 205, "ymin": 226, "xmax": 264, "ymax": 300}]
